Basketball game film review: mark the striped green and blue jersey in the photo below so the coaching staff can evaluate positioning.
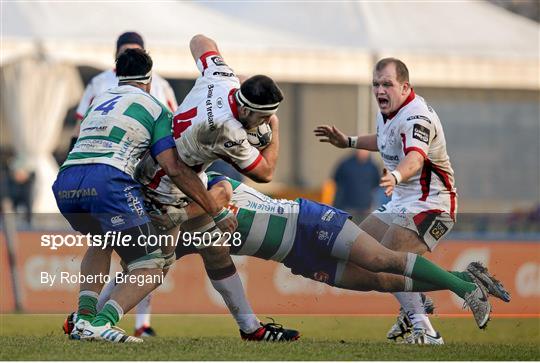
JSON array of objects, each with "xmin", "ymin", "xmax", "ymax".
[
  {"xmin": 208, "ymin": 173, "xmax": 299, "ymax": 262},
  {"xmin": 62, "ymin": 85, "xmax": 174, "ymax": 177}
]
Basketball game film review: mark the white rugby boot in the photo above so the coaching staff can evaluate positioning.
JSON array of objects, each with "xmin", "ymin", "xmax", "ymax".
[
  {"xmin": 80, "ymin": 322, "xmax": 143, "ymax": 343},
  {"xmin": 466, "ymin": 262, "xmax": 511, "ymax": 302},
  {"xmin": 400, "ymin": 328, "xmax": 444, "ymax": 345},
  {"xmin": 463, "ymin": 284, "xmax": 491, "ymax": 329}
]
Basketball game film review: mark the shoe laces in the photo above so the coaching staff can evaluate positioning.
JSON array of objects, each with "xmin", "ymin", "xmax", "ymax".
[
  {"xmin": 262, "ymin": 317, "xmax": 284, "ymax": 332},
  {"xmin": 462, "ymin": 287, "xmax": 482, "ymax": 311}
]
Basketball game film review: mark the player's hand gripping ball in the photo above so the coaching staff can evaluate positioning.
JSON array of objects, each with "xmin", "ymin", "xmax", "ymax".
[{"xmin": 247, "ymin": 123, "xmax": 272, "ymax": 149}]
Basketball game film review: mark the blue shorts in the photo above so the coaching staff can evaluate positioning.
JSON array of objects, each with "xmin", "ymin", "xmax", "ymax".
[
  {"xmin": 282, "ymin": 198, "xmax": 350, "ymax": 286},
  {"xmin": 52, "ymin": 164, "xmax": 149, "ymax": 233}
]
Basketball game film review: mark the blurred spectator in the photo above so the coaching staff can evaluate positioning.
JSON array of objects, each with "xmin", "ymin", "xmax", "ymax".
[
  {"xmin": 207, "ymin": 159, "xmax": 245, "ymax": 182},
  {"xmin": 7, "ymin": 158, "xmax": 35, "ymax": 225},
  {"xmin": 328, "ymin": 149, "xmax": 380, "ymax": 220}
]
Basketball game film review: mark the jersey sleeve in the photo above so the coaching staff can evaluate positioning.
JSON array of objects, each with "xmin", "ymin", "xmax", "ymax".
[
  {"xmin": 399, "ymin": 114, "xmax": 435, "ymax": 159},
  {"xmin": 75, "ymin": 80, "xmax": 97, "ymax": 120},
  {"xmin": 150, "ymin": 107, "xmax": 176, "ymax": 159},
  {"xmin": 215, "ymin": 124, "xmax": 262, "ymax": 172},
  {"xmin": 196, "ymin": 51, "xmax": 236, "ymax": 78}
]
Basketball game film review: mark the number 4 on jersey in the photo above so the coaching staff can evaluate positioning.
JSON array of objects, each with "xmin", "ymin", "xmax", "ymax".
[{"xmin": 95, "ymin": 96, "xmax": 122, "ymax": 115}]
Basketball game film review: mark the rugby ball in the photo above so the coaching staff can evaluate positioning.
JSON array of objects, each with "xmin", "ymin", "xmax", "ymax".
[{"xmin": 247, "ymin": 123, "xmax": 272, "ymax": 149}]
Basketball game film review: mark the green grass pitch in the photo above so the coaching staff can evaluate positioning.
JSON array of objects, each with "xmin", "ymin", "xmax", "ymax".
[{"xmin": 1, "ymin": 314, "xmax": 538, "ymax": 360}]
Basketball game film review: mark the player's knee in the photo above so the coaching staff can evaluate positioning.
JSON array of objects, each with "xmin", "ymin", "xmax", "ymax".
[
  {"xmin": 125, "ymin": 253, "xmax": 166, "ymax": 272},
  {"xmin": 199, "ymin": 245, "xmax": 232, "ymax": 269},
  {"xmin": 363, "ymin": 254, "xmax": 386, "ymax": 273}
]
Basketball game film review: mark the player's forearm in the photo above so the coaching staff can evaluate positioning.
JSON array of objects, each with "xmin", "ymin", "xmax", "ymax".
[
  {"xmin": 394, "ymin": 151, "xmax": 424, "ymax": 183},
  {"xmin": 157, "ymin": 150, "xmax": 221, "ymax": 216},
  {"xmin": 168, "ymin": 166, "xmax": 220, "ymax": 217},
  {"xmin": 350, "ymin": 134, "xmax": 378, "ymax": 151},
  {"xmin": 185, "ymin": 181, "xmax": 231, "ymax": 220},
  {"xmin": 190, "ymin": 34, "xmax": 219, "ymax": 61}
]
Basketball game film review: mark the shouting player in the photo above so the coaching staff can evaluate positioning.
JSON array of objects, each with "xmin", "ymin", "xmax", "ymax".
[{"xmin": 314, "ymin": 58, "xmax": 510, "ymax": 344}]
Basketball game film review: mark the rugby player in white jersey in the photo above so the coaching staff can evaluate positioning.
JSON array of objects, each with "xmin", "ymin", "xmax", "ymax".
[
  {"xmin": 70, "ymin": 32, "xmax": 178, "ymax": 153},
  {"xmin": 134, "ymin": 34, "xmax": 300, "ymax": 341},
  {"xmin": 314, "ymin": 58, "xmax": 509, "ymax": 344}
]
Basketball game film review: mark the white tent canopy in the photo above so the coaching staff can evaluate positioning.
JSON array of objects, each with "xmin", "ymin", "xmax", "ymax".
[
  {"xmin": 4, "ymin": 1, "xmax": 537, "ymax": 87},
  {"xmin": 1, "ymin": 1, "xmax": 538, "ymax": 213},
  {"xmin": 199, "ymin": 1, "xmax": 540, "ymax": 89}
]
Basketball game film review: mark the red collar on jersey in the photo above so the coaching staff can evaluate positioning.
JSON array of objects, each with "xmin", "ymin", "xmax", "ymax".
[
  {"xmin": 383, "ymin": 88, "xmax": 416, "ymax": 123},
  {"xmin": 228, "ymin": 88, "xmax": 240, "ymax": 120}
]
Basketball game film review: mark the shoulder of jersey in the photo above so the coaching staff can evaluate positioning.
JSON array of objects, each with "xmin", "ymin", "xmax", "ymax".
[{"xmin": 402, "ymin": 95, "xmax": 433, "ymax": 124}]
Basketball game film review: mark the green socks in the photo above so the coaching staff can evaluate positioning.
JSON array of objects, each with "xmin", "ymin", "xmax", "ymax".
[
  {"xmin": 451, "ymin": 271, "xmax": 474, "ymax": 283},
  {"xmin": 406, "ymin": 253, "xmax": 477, "ymax": 299},
  {"xmin": 77, "ymin": 291, "xmax": 98, "ymax": 322},
  {"xmin": 92, "ymin": 300, "xmax": 124, "ymax": 327}
]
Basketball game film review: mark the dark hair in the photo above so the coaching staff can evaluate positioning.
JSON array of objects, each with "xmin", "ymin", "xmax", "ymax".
[
  {"xmin": 375, "ymin": 58, "xmax": 409, "ymax": 83},
  {"xmin": 116, "ymin": 31, "xmax": 144, "ymax": 53},
  {"xmin": 116, "ymin": 48, "xmax": 153, "ymax": 78},
  {"xmin": 240, "ymin": 75, "xmax": 283, "ymax": 106}
]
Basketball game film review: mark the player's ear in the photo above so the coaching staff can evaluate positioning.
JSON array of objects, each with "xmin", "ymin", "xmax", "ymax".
[{"xmin": 402, "ymin": 81, "xmax": 410, "ymax": 94}]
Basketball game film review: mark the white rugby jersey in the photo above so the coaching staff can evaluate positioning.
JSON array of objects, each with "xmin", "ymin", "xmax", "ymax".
[
  {"xmin": 376, "ymin": 90, "xmax": 457, "ymax": 219},
  {"xmin": 136, "ymin": 51, "xmax": 262, "ymax": 205},
  {"xmin": 75, "ymin": 69, "xmax": 178, "ymax": 120}
]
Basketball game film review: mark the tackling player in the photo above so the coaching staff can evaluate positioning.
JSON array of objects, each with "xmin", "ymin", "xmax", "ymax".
[
  {"xmin": 70, "ymin": 32, "xmax": 178, "ymax": 337},
  {"xmin": 154, "ymin": 172, "xmax": 508, "ymax": 335},
  {"xmin": 53, "ymin": 48, "xmax": 236, "ymax": 343},
  {"xmin": 314, "ymin": 58, "xmax": 510, "ymax": 344}
]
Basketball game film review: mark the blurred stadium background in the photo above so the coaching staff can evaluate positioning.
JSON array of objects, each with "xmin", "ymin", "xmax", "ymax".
[{"xmin": 0, "ymin": 0, "xmax": 538, "ymax": 330}]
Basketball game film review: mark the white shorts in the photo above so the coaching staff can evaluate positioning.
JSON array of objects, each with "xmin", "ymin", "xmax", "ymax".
[{"xmin": 372, "ymin": 199, "xmax": 455, "ymax": 251}]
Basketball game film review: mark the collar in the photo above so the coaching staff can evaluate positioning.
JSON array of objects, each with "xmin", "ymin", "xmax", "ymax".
[
  {"xmin": 383, "ymin": 88, "xmax": 416, "ymax": 123},
  {"xmin": 228, "ymin": 88, "xmax": 240, "ymax": 121}
]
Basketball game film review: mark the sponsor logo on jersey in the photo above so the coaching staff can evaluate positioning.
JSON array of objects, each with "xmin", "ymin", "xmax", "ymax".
[
  {"xmin": 57, "ymin": 188, "xmax": 98, "ymax": 199},
  {"xmin": 406, "ymin": 115, "xmax": 431, "ymax": 123},
  {"xmin": 429, "ymin": 220, "xmax": 449, "ymax": 241},
  {"xmin": 317, "ymin": 230, "xmax": 334, "ymax": 243},
  {"xmin": 82, "ymin": 125, "xmax": 108, "ymax": 132},
  {"xmin": 125, "ymin": 190, "xmax": 145, "ymax": 217},
  {"xmin": 206, "ymin": 85, "xmax": 216, "ymax": 131},
  {"xmin": 224, "ymin": 139, "xmax": 246, "ymax": 148},
  {"xmin": 211, "ymin": 55, "xmax": 226, "ymax": 66},
  {"xmin": 388, "ymin": 129, "xmax": 396, "ymax": 146},
  {"xmin": 213, "ymin": 71, "xmax": 235, "ymax": 78},
  {"xmin": 413, "ymin": 123, "xmax": 430, "ymax": 144},
  {"xmin": 381, "ymin": 151, "xmax": 399, "ymax": 161},
  {"xmin": 247, "ymin": 200, "xmax": 276, "ymax": 212},
  {"xmin": 216, "ymin": 97, "xmax": 224, "ymax": 108},
  {"xmin": 110, "ymin": 215, "xmax": 125, "ymax": 226},
  {"xmin": 321, "ymin": 209, "xmax": 336, "ymax": 222}
]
